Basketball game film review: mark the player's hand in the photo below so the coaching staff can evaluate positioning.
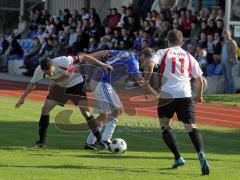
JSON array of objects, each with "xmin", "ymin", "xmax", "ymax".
[
  {"xmin": 15, "ymin": 98, "xmax": 25, "ymax": 108},
  {"xmin": 194, "ymin": 95, "xmax": 203, "ymax": 103},
  {"xmin": 102, "ymin": 64, "xmax": 113, "ymax": 72}
]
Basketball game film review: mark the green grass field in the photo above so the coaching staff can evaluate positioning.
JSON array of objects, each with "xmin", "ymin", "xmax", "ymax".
[{"xmin": 0, "ymin": 95, "xmax": 239, "ymax": 180}]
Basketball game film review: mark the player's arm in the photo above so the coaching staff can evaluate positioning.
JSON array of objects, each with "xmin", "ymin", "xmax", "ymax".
[
  {"xmin": 89, "ymin": 50, "xmax": 110, "ymax": 60},
  {"xmin": 134, "ymin": 75, "xmax": 158, "ymax": 96},
  {"xmin": 194, "ymin": 76, "xmax": 203, "ymax": 103},
  {"xmin": 144, "ymin": 61, "xmax": 155, "ymax": 83},
  {"xmin": 73, "ymin": 53, "xmax": 113, "ymax": 71},
  {"xmin": 15, "ymin": 83, "xmax": 37, "ymax": 108}
]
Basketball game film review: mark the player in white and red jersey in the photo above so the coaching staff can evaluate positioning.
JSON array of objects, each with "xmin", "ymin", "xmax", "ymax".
[
  {"xmin": 140, "ymin": 29, "xmax": 210, "ymax": 175},
  {"xmin": 15, "ymin": 55, "xmax": 112, "ymax": 148}
]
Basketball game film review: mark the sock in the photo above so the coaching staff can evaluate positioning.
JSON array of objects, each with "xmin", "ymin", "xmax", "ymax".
[
  {"xmin": 102, "ymin": 117, "xmax": 118, "ymax": 142},
  {"xmin": 188, "ymin": 128, "xmax": 204, "ymax": 154},
  {"xmin": 162, "ymin": 126, "xmax": 181, "ymax": 160},
  {"xmin": 86, "ymin": 126, "xmax": 103, "ymax": 145},
  {"xmin": 86, "ymin": 115, "xmax": 102, "ymax": 142},
  {"xmin": 38, "ymin": 115, "xmax": 49, "ymax": 144}
]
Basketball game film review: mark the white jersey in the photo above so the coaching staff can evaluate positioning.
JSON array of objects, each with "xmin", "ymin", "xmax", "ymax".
[
  {"xmin": 30, "ymin": 56, "xmax": 84, "ymax": 87},
  {"xmin": 150, "ymin": 47, "xmax": 203, "ymax": 98}
]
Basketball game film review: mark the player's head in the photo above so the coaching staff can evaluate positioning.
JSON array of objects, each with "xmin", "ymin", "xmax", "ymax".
[
  {"xmin": 139, "ymin": 47, "xmax": 155, "ymax": 62},
  {"xmin": 167, "ymin": 29, "xmax": 184, "ymax": 47},
  {"xmin": 40, "ymin": 58, "xmax": 55, "ymax": 76}
]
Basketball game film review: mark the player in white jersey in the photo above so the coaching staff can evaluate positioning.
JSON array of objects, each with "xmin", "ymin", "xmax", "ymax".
[
  {"xmin": 141, "ymin": 29, "xmax": 210, "ymax": 175},
  {"xmin": 15, "ymin": 55, "xmax": 112, "ymax": 148}
]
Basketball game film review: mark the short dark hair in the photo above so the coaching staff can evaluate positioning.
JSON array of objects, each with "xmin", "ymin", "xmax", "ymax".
[
  {"xmin": 139, "ymin": 47, "xmax": 155, "ymax": 58},
  {"xmin": 40, "ymin": 58, "xmax": 53, "ymax": 70},
  {"xmin": 167, "ymin": 29, "xmax": 184, "ymax": 46}
]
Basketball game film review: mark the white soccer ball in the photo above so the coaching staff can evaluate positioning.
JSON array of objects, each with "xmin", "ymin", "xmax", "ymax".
[{"xmin": 109, "ymin": 138, "xmax": 127, "ymax": 153}]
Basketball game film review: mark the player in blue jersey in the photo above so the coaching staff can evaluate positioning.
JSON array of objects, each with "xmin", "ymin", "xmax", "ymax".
[{"xmin": 84, "ymin": 49, "xmax": 157, "ymax": 150}]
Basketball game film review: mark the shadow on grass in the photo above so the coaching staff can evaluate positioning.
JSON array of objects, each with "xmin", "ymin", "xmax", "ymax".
[
  {"xmin": 0, "ymin": 164, "xmax": 176, "ymax": 175},
  {"xmin": 0, "ymin": 121, "xmax": 239, "ymax": 155}
]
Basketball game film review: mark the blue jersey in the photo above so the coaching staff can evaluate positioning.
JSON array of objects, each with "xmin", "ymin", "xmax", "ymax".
[{"xmin": 100, "ymin": 50, "xmax": 141, "ymax": 84}]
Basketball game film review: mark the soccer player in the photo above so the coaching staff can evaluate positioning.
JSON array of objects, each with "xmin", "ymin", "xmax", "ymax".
[
  {"xmin": 142, "ymin": 29, "xmax": 210, "ymax": 175},
  {"xmin": 15, "ymin": 54, "xmax": 112, "ymax": 148},
  {"xmin": 83, "ymin": 50, "xmax": 156, "ymax": 150}
]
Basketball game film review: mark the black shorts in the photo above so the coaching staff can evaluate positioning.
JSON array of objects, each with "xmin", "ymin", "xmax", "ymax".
[
  {"xmin": 47, "ymin": 82, "xmax": 87, "ymax": 106},
  {"xmin": 157, "ymin": 97, "xmax": 195, "ymax": 124}
]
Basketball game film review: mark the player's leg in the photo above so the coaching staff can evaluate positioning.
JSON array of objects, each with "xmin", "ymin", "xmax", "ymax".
[
  {"xmin": 35, "ymin": 98, "xmax": 58, "ymax": 147},
  {"xmin": 158, "ymin": 98, "xmax": 185, "ymax": 168},
  {"xmin": 177, "ymin": 98, "xmax": 210, "ymax": 175},
  {"xmin": 101, "ymin": 107, "xmax": 123, "ymax": 143}
]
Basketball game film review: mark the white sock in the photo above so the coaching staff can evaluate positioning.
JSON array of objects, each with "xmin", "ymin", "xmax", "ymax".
[
  {"xmin": 86, "ymin": 126, "xmax": 103, "ymax": 145},
  {"xmin": 102, "ymin": 117, "xmax": 118, "ymax": 142}
]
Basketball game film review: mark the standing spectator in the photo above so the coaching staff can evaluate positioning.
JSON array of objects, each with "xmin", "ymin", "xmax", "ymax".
[
  {"xmin": 16, "ymin": 16, "xmax": 28, "ymax": 38},
  {"xmin": 221, "ymin": 30, "xmax": 238, "ymax": 93}
]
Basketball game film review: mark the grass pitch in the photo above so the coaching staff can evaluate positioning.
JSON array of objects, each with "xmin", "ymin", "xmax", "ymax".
[{"xmin": 0, "ymin": 95, "xmax": 239, "ymax": 180}]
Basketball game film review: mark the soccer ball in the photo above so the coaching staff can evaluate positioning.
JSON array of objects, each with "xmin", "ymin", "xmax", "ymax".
[{"xmin": 109, "ymin": 138, "xmax": 127, "ymax": 153}]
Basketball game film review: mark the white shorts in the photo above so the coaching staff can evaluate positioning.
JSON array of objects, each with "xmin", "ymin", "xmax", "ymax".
[{"xmin": 93, "ymin": 82, "xmax": 123, "ymax": 114}]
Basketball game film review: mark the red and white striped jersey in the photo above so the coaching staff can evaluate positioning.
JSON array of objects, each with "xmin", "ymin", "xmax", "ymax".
[
  {"xmin": 150, "ymin": 47, "xmax": 202, "ymax": 98},
  {"xmin": 31, "ymin": 56, "xmax": 83, "ymax": 87}
]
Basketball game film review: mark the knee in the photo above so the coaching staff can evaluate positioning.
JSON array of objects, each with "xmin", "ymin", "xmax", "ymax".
[
  {"xmin": 41, "ymin": 106, "xmax": 50, "ymax": 115},
  {"xmin": 184, "ymin": 124, "xmax": 197, "ymax": 132}
]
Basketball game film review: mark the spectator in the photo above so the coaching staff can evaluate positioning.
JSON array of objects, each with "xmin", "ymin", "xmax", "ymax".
[
  {"xmin": 96, "ymin": 37, "xmax": 109, "ymax": 51},
  {"xmin": 200, "ymin": 20, "xmax": 208, "ymax": 34},
  {"xmin": 68, "ymin": 27, "xmax": 78, "ymax": 48},
  {"xmin": 215, "ymin": 19, "xmax": 224, "ymax": 35},
  {"xmin": 0, "ymin": 34, "xmax": 9, "ymax": 72},
  {"xmin": 198, "ymin": 32, "xmax": 207, "ymax": 48},
  {"xmin": 90, "ymin": 8, "xmax": 101, "ymax": 25},
  {"xmin": 206, "ymin": 34, "xmax": 214, "ymax": 64},
  {"xmin": 103, "ymin": 8, "xmax": 112, "ymax": 27},
  {"xmin": 45, "ymin": 19, "xmax": 56, "ymax": 35},
  {"xmin": 72, "ymin": 35, "xmax": 84, "ymax": 55},
  {"xmin": 16, "ymin": 16, "xmax": 28, "ymax": 38},
  {"xmin": 80, "ymin": 8, "xmax": 90, "ymax": 20},
  {"xmin": 20, "ymin": 37, "xmax": 41, "ymax": 70},
  {"xmin": 120, "ymin": 6, "xmax": 127, "ymax": 25},
  {"xmin": 124, "ymin": 16, "xmax": 139, "ymax": 37},
  {"xmin": 121, "ymin": 27, "xmax": 132, "ymax": 49},
  {"xmin": 107, "ymin": 8, "xmax": 120, "ymax": 28},
  {"xmin": 54, "ymin": 17, "xmax": 63, "ymax": 35},
  {"xmin": 63, "ymin": 8, "xmax": 72, "ymax": 25},
  {"xmin": 149, "ymin": 20, "xmax": 157, "ymax": 35},
  {"xmin": 72, "ymin": 9, "xmax": 81, "ymax": 23},
  {"xmin": 206, "ymin": 19, "xmax": 215, "ymax": 35},
  {"xmin": 190, "ymin": 21, "xmax": 200, "ymax": 45},
  {"xmin": 53, "ymin": 37, "xmax": 67, "ymax": 57},
  {"xmin": 216, "ymin": 9, "xmax": 225, "ymax": 21},
  {"xmin": 42, "ymin": 9, "xmax": 51, "ymax": 24},
  {"xmin": 3, "ymin": 36, "xmax": 23, "ymax": 72},
  {"xmin": 37, "ymin": 27, "xmax": 49, "ymax": 43},
  {"xmin": 196, "ymin": 48, "xmax": 208, "ymax": 75},
  {"xmin": 221, "ymin": 30, "xmax": 238, "ymax": 93},
  {"xmin": 84, "ymin": 37, "xmax": 97, "ymax": 53},
  {"xmin": 187, "ymin": 43, "xmax": 195, "ymax": 56}
]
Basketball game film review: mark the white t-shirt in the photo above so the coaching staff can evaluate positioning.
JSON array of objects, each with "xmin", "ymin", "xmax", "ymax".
[
  {"xmin": 30, "ymin": 56, "xmax": 83, "ymax": 87},
  {"xmin": 150, "ymin": 47, "xmax": 203, "ymax": 98}
]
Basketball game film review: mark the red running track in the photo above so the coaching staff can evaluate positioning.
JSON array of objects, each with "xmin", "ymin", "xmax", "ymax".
[{"xmin": 0, "ymin": 80, "xmax": 239, "ymax": 129}]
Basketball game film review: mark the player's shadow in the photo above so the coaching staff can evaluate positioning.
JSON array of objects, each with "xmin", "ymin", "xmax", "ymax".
[
  {"xmin": 0, "ymin": 164, "xmax": 174, "ymax": 175},
  {"xmin": 0, "ymin": 121, "xmax": 239, "ymax": 156}
]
